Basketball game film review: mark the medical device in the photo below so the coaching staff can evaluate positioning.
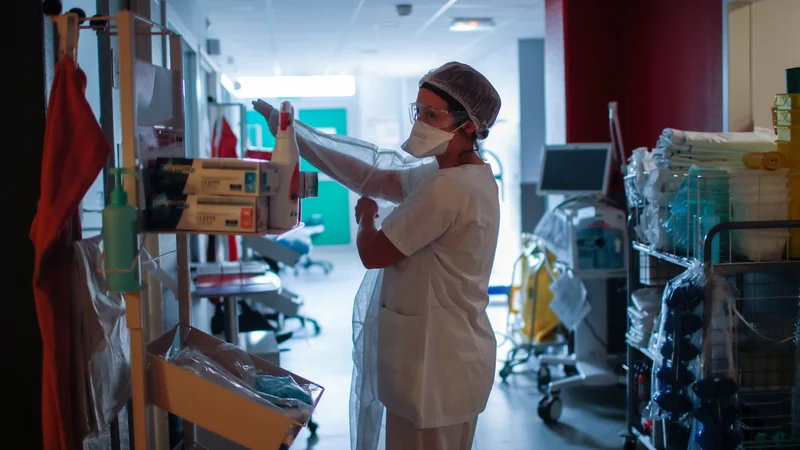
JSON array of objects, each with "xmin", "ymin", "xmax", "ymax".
[
  {"xmin": 530, "ymin": 143, "xmax": 629, "ymax": 424},
  {"xmin": 536, "ymin": 143, "xmax": 627, "ymax": 277},
  {"xmin": 537, "ymin": 143, "xmax": 613, "ymax": 197}
]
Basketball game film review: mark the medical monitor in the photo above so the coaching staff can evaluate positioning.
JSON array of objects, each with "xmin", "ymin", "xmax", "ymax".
[{"xmin": 537, "ymin": 143, "xmax": 612, "ymax": 196}]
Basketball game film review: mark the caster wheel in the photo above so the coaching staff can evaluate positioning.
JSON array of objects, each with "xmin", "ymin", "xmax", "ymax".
[
  {"xmin": 308, "ymin": 419, "xmax": 319, "ymax": 436},
  {"xmin": 623, "ymin": 439, "xmax": 637, "ymax": 450},
  {"xmin": 564, "ymin": 365, "xmax": 579, "ymax": 377},
  {"xmin": 499, "ymin": 364, "xmax": 512, "ymax": 381},
  {"xmin": 537, "ymin": 366, "xmax": 551, "ymax": 393},
  {"xmin": 537, "ymin": 395, "xmax": 562, "ymax": 424}
]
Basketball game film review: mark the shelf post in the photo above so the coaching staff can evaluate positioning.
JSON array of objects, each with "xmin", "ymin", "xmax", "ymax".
[{"xmin": 117, "ymin": 10, "xmax": 151, "ymax": 450}]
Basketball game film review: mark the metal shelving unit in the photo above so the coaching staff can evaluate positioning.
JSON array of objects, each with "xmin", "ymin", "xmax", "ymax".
[
  {"xmin": 48, "ymin": 10, "xmax": 320, "ymax": 449},
  {"xmin": 624, "ymin": 218, "xmax": 800, "ymax": 450}
]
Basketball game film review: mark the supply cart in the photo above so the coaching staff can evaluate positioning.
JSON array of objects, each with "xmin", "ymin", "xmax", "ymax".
[
  {"xmin": 623, "ymin": 168, "xmax": 800, "ymax": 450},
  {"xmin": 49, "ymin": 10, "xmax": 323, "ymax": 449}
]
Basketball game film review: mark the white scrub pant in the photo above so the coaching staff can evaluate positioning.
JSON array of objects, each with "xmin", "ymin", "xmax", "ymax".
[{"xmin": 386, "ymin": 411, "xmax": 478, "ymax": 450}]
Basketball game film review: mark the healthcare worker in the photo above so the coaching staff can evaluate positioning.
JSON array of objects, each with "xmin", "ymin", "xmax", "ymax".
[{"xmin": 254, "ymin": 61, "xmax": 502, "ymax": 450}]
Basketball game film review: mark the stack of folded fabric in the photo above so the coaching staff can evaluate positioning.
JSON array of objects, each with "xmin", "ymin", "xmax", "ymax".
[
  {"xmin": 656, "ymin": 128, "xmax": 777, "ymax": 170},
  {"xmin": 626, "ymin": 287, "xmax": 664, "ymax": 350}
]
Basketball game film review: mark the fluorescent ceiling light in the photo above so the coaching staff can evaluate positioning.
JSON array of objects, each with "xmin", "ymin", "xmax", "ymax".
[
  {"xmin": 449, "ymin": 18, "xmax": 495, "ymax": 32},
  {"xmin": 234, "ymin": 75, "xmax": 356, "ymax": 98}
]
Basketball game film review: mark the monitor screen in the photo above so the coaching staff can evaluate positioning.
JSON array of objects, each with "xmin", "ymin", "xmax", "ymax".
[{"xmin": 538, "ymin": 144, "xmax": 611, "ymax": 195}]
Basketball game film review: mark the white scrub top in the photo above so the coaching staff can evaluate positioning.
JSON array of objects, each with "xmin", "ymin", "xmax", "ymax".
[{"xmin": 378, "ymin": 162, "xmax": 500, "ymax": 429}]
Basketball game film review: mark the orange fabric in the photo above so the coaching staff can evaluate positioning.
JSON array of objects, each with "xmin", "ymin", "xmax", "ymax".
[{"xmin": 29, "ymin": 56, "xmax": 111, "ymax": 450}]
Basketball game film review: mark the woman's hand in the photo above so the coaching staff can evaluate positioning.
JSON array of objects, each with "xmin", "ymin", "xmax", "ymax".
[
  {"xmin": 355, "ymin": 197, "xmax": 379, "ymax": 225},
  {"xmin": 252, "ymin": 99, "xmax": 275, "ymax": 117},
  {"xmin": 252, "ymin": 100, "xmax": 278, "ymax": 136}
]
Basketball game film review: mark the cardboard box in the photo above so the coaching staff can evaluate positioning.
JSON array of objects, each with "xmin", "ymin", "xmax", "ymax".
[
  {"xmin": 144, "ymin": 193, "xmax": 269, "ymax": 233},
  {"xmin": 147, "ymin": 326, "xmax": 323, "ymax": 449},
  {"xmin": 153, "ymin": 157, "xmax": 280, "ymax": 196}
]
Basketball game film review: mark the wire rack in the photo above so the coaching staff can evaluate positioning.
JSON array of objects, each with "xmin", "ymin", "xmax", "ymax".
[
  {"xmin": 627, "ymin": 170, "xmax": 800, "ymax": 265},
  {"xmin": 705, "ymin": 270, "xmax": 799, "ymax": 448},
  {"xmin": 625, "ymin": 211, "xmax": 800, "ymax": 450}
]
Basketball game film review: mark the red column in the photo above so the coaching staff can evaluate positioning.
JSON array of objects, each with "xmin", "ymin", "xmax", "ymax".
[{"xmin": 545, "ymin": 0, "xmax": 723, "ymax": 191}]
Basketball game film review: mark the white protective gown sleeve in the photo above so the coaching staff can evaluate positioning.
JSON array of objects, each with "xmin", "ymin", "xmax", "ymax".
[
  {"xmin": 253, "ymin": 100, "xmax": 434, "ymax": 450},
  {"xmin": 253, "ymin": 100, "xmax": 431, "ymax": 205}
]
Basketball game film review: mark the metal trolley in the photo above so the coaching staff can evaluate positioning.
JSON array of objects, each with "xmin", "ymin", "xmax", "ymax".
[{"xmin": 623, "ymin": 212, "xmax": 800, "ymax": 450}]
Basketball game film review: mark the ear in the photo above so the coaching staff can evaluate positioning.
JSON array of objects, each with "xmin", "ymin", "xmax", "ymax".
[{"xmin": 462, "ymin": 121, "xmax": 477, "ymax": 135}]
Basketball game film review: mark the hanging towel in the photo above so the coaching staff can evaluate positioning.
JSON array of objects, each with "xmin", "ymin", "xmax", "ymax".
[
  {"xmin": 29, "ymin": 56, "xmax": 111, "ymax": 450},
  {"xmin": 211, "ymin": 116, "xmax": 241, "ymax": 261}
]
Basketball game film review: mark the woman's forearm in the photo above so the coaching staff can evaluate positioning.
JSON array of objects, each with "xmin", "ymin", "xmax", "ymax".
[
  {"xmin": 295, "ymin": 133, "xmax": 403, "ymax": 202},
  {"xmin": 257, "ymin": 103, "xmax": 403, "ymax": 201}
]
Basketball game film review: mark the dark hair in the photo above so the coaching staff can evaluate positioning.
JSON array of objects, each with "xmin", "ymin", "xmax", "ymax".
[
  {"xmin": 420, "ymin": 82, "xmax": 478, "ymax": 152},
  {"xmin": 420, "ymin": 82, "xmax": 466, "ymax": 113}
]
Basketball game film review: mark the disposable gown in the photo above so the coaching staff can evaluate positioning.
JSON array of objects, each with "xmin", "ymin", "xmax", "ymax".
[{"xmin": 254, "ymin": 101, "xmax": 433, "ymax": 450}]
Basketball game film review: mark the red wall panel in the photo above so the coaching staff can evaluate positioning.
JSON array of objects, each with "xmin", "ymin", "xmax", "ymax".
[{"xmin": 546, "ymin": 0, "xmax": 723, "ymax": 162}]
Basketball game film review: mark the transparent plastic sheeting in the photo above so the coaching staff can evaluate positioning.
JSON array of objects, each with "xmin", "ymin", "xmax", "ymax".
[
  {"xmin": 646, "ymin": 263, "xmax": 707, "ymax": 422},
  {"xmin": 643, "ymin": 263, "xmax": 742, "ymax": 450},
  {"xmin": 253, "ymin": 100, "xmax": 436, "ymax": 450},
  {"xmin": 547, "ymin": 268, "xmax": 590, "ymax": 332},
  {"xmin": 533, "ymin": 209, "xmax": 571, "ymax": 264},
  {"xmin": 168, "ymin": 344, "xmax": 318, "ymax": 424},
  {"xmin": 71, "ymin": 236, "xmax": 132, "ymax": 442},
  {"xmin": 253, "ymin": 100, "xmax": 434, "ymax": 207}
]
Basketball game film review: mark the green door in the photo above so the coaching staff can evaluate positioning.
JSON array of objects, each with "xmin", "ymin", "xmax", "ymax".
[
  {"xmin": 298, "ymin": 109, "xmax": 350, "ymax": 246},
  {"xmin": 246, "ymin": 108, "xmax": 351, "ymax": 245}
]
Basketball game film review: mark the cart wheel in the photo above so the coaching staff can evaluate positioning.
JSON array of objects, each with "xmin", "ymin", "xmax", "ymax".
[
  {"xmin": 308, "ymin": 419, "xmax": 319, "ymax": 436},
  {"xmin": 537, "ymin": 365, "xmax": 551, "ymax": 393},
  {"xmin": 537, "ymin": 395, "xmax": 562, "ymax": 424},
  {"xmin": 564, "ymin": 365, "xmax": 579, "ymax": 377},
  {"xmin": 499, "ymin": 363, "xmax": 512, "ymax": 381},
  {"xmin": 623, "ymin": 438, "xmax": 637, "ymax": 450}
]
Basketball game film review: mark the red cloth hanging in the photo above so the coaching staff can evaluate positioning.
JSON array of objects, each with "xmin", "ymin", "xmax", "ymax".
[
  {"xmin": 211, "ymin": 116, "xmax": 240, "ymax": 261},
  {"xmin": 211, "ymin": 116, "xmax": 239, "ymax": 159},
  {"xmin": 29, "ymin": 56, "xmax": 111, "ymax": 450}
]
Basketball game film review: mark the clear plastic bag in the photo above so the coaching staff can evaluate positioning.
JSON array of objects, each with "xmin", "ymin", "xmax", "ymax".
[
  {"xmin": 688, "ymin": 272, "xmax": 744, "ymax": 450},
  {"xmin": 547, "ymin": 269, "xmax": 590, "ymax": 332},
  {"xmin": 168, "ymin": 345, "xmax": 317, "ymax": 424},
  {"xmin": 645, "ymin": 263, "xmax": 706, "ymax": 422},
  {"xmin": 625, "ymin": 147, "xmax": 649, "ymax": 207},
  {"xmin": 71, "ymin": 236, "xmax": 131, "ymax": 441},
  {"xmin": 533, "ymin": 209, "xmax": 571, "ymax": 264}
]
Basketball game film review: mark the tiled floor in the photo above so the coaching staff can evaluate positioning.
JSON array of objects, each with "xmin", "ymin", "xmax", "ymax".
[{"xmin": 276, "ymin": 246, "xmax": 628, "ymax": 450}]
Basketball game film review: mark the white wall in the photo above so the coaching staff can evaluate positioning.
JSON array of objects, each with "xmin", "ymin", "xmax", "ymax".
[{"xmin": 727, "ymin": 0, "xmax": 800, "ymax": 131}]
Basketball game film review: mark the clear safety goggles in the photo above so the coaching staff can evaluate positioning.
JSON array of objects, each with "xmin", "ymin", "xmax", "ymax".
[{"xmin": 409, "ymin": 102, "xmax": 469, "ymax": 129}]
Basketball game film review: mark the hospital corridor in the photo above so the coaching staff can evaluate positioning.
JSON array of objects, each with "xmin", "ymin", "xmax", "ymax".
[{"xmin": 6, "ymin": 1, "xmax": 800, "ymax": 450}]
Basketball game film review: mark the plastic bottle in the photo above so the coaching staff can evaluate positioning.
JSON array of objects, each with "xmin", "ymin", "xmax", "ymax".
[
  {"xmin": 269, "ymin": 101, "xmax": 300, "ymax": 230},
  {"xmin": 102, "ymin": 168, "xmax": 141, "ymax": 292}
]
